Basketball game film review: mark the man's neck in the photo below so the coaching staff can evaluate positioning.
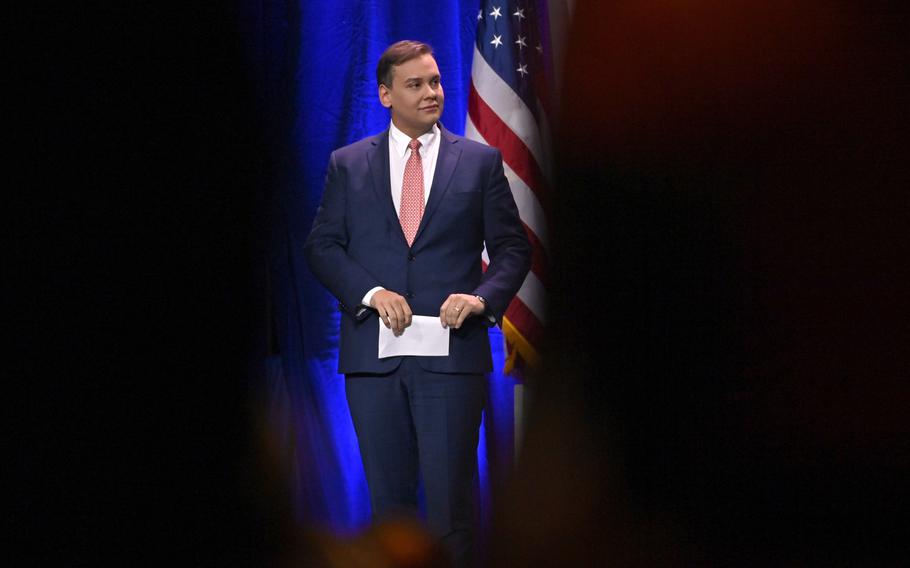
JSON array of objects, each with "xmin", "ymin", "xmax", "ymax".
[{"xmin": 391, "ymin": 119, "xmax": 435, "ymax": 140}]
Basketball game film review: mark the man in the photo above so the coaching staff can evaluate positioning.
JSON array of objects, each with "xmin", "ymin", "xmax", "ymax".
[{"xmin": 304, "ymin": 40, "xmax": 531, "ymax": 566}]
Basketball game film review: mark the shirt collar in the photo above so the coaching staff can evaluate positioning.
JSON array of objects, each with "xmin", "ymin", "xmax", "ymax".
[{"xmin": 389, "ymin": 121, "xmax": 440, "ymax": 158}]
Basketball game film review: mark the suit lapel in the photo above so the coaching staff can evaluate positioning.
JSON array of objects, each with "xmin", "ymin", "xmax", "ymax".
[
  {"xmin": 413, "ymin": 126, "xmax": 461, "ymax": 248},
  {"xmin": 366, "ymin": 130, "xmax": 403, "ymax": 240}
]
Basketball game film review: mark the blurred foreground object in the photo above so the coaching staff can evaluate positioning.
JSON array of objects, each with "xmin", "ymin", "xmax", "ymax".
[
  {"xmin": 310, "ymin": 516, "xmax": 450, "ymax": 568},
  {"xmin": 490, "ymin": 1, "xmax": 909, "ymax": 565}
]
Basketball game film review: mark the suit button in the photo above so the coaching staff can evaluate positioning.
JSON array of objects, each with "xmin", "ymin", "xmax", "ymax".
[
  {"xmin": 408, "ymin": 254, "xmax": 415, "ymax": 261},
  {"xmin": 406, "ymin": 291, "xmax": 414, "ymax": 298}
]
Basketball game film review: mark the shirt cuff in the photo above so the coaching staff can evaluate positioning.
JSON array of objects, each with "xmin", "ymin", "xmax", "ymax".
[{"xmin": 361, "ymin": 286, "xmax": 385, "ymax": 309}]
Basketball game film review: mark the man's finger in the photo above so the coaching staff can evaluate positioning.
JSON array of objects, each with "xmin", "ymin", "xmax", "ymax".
[
  {"xmin": 402, "ymin": 304, "xmax": 413, "ymax": 328},
  {"xmin": 387, "ymin": 309, "xmax": 401, "ymax": 335},
  {"xmin": 446, "ymin": 303, "xmax": 462, "ymax": 328},
  {"xmin": 454, "ymin": 306, "xmax": 470, "ymax": 329},
  {"xmin": 390, "ymin": 302, "xmax": 407, "ymax": 335},
  {"xmin": 396, "ymin": 297, "xmax": 412, "ymax": 330},
  {"xmin": 452, "ymin": 303, "xmax": 468, "ymax": 328},
  {"xmin": 439, "ymin": 296, "xmax": 452, "ymax": 327}
]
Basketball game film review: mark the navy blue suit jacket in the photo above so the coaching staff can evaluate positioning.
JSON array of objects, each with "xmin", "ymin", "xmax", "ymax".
[{"xmin": 305, "ymin": 126, "xmax": 531, "ymax": 374}]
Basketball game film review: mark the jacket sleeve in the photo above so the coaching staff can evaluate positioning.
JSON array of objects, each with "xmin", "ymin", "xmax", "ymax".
[
  {"xmin": 473, "ymin": 148, "xmax": 533, "ymax": 324},
  {"xmin": 304, "ymin": 151, "xmax": 382, "ymax": 319}
]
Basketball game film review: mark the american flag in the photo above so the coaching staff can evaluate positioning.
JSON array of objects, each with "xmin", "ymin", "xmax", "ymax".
[{"xmin": 467, "ymin": 1, "xmax": 552, "ymax": 375}]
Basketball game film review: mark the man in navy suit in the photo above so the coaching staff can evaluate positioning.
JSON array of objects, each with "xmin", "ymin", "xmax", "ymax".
[{"xmin": 305, "ymin": 40, "xmax": 530, "ymax": 566}]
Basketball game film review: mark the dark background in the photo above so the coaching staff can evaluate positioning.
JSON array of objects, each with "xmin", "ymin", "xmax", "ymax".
[
  {"xmin": 492, "ymin": 1, "xmax": 909, "ymax": 565},
  {"xmin": 8, "ymin": 1, "xmax": 909, "ymax": 565},
  {"xmin": 10, "ymin": 4, "xmax": 279, "ymax": 563}
]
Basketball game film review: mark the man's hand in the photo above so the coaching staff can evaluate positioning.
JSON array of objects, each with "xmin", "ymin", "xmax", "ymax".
[
  {"xmin": 371, "ymin": 290, "xmax": 413, "ymax": 336},
  {"xmin": 439, "ymin": 293, "xmax": 485, "ymax": 329}
]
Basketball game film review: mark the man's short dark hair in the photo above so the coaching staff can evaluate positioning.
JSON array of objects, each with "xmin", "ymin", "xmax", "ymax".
[{"xmin": 376, "ymin": 40, "xmax": 434, "ymax": 88}]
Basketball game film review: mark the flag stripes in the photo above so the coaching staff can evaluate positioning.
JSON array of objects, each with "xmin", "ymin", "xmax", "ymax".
[{"xmin": 468, "ymin": 1, "xmax": 552, "ymax": 374}]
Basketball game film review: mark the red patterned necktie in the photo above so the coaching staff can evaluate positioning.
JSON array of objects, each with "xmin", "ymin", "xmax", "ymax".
[{"xmin": 399, "ymin": 139, "xmax": 424, "ymax": 246}]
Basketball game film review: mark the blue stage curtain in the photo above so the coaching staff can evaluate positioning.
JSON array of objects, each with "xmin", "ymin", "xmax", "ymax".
[{"xmin": 240, "ymin": 0, "xmax": 520, "ymax": 533}]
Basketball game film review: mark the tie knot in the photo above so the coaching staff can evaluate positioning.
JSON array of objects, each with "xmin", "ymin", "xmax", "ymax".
[{"xmin": 408, "ymin": 139, "xmax": 422, "ymax": 153}]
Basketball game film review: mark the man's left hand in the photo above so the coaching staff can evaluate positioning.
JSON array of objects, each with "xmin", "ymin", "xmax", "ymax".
[{"xmin": 439, "ymin": 294, "xmax": 485, "ymax": 329}]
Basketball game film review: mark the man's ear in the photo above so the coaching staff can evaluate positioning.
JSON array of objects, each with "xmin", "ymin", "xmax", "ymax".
[{"xmin": 378, "ymin": 84, "xmax": 392, "ymax": 109}]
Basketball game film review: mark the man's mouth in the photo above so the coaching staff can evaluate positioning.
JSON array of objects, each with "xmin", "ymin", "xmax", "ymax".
[{"xmin": 420, "ymin": 104, "xmax": 439, "ymax": 111}]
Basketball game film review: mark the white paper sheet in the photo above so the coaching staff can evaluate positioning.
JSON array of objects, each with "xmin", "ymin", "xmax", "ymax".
[{"xmin": 378, "ymin": 315, "xmax": 450, "ymax": 358}]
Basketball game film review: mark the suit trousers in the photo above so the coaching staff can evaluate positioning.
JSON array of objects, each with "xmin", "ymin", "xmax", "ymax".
[{"xmin": 345, "ymin": 356, "xmax": 487, "ymax": 568}]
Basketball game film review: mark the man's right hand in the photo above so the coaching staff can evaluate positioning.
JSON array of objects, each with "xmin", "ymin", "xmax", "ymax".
[{"xmin": 370, "ymin": 290, "xmax": 413, "ymax": 336}]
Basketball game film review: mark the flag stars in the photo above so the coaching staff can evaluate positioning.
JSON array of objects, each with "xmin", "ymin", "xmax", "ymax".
[
  {"xmin": 477, "ymin": 9, "xmax": 483, "ymax": 20},
  {"xmin": 490, "ymin": 34, "xmax": 503, "ymax": 48},
  {"xmin": 517, "ymin": 63, "xmax": 529, "ymax": 77},
  {"xmin": 489, "ymin": 6, "xmax": 502, "ymax": 20},
  {"xmin": 513, "ymin": 7, "xmax": 526, "ymax": 20},
  {"xmin": 515, "ymin": 35, "xmax": 527, "ymax": 49},
  {"xmin": 536, "ymin": 44, "xmax": 543, "ymax": 54}
]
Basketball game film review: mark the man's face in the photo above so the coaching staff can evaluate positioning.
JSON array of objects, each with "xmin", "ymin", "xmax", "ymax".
[{"xmin": 379, "ymin": 53, "xmax": 444, "ymax": 138}]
